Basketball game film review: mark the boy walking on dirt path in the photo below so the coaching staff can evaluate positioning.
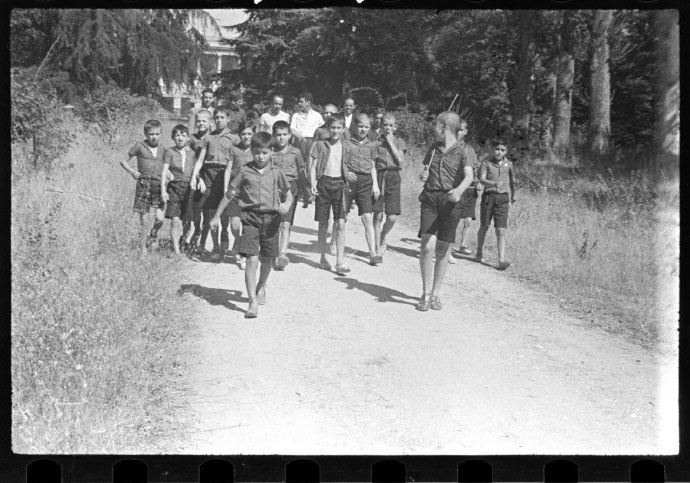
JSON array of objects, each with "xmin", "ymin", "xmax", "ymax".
[
  {"xmin": 185, "ymin": 109, "xmax": 213, "ymax": 254},
  {"xmin": 310, "ymin": 113, "xmax": 352, "ymax": 275},
  {"xmin": 271, "ymin": 120, "xmax": 304, "ymax": 271},
  {"xmin": 120, "ymin": 119, "xmax": 166, "ymax": 252},
  {"xmin": 373, "ymin": 113, "xmax": 407, "ymax": 261},
  {"xmin": 476, "ymin": 138, "xmax": 516, "ymax": 270},
  {"xmin": 341, "ymin": 113, "xmax": 381, "ymax": 266},
  {"xmin": 210, "ymin": 132, "xmax": 293, "ymax": 319},
  {"xmin": 191, "ymin": 106, "xmax": 240, "ymax": 261},
  {"xmin": 161, "ymin": 124, "xmax": 196, "ymax": 255},
  {"xmin": 416, "ymin": 113, "xmax": 477, "ymax": 311}
]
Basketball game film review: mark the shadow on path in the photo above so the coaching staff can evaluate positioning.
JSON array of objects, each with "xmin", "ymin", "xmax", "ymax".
[
  {"xmin": 288, "ymin": 240, "xmax": 322, "ymax": 255},
  {"xmin": 334, "ymin": 277, "xmax": 419, "ymax": 306},
  {"xmin": 290, "ymin": 224, "xmax": 320, "ymax": 236},
  {"xmin": 178, "ymin": 284, "xmax": 247, "ymax": 314},
  {"xmin": 386, "ymin": 244, "xmax": 420, "ymax": 259},
  {"xmin": 283, "ymin": 252, "xmax": 322, "ymax": 270}
]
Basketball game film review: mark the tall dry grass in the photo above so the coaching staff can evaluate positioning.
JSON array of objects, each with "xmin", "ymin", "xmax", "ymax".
[{"xmin": 12, "ymin": 116, "xmax": 193, "ymax": 453}]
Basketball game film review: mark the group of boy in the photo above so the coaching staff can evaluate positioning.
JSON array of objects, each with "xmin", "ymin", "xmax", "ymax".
[{"xmin": 121, "ymin": 88, "xmax": 515, "ymax": 318}]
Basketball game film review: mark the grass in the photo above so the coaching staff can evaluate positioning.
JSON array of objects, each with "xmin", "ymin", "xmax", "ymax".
[
  {"xmin": 397, "ymin": 144, "xmax": 679, "ymax": 352},
  {"xmin": 11, "ymin": 117, "xmax": 193, "ymax": 453}
]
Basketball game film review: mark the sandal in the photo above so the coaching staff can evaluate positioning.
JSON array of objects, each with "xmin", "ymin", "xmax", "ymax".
[
  {"xmin": 430, "ymin": 296, "xmax": 443, "ymax": 310},
  {"xmin": 335, "ymin": 264, "xmax": 351, "ymax": 275},
  {"xmin": 416, "ymin": 294, "xmax": 431, "ymax": 312}
]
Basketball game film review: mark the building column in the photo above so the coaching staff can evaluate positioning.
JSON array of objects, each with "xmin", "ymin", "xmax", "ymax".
[{"xmin": 217, "ymin": 54, "xmax": 222, "ymax": 74}]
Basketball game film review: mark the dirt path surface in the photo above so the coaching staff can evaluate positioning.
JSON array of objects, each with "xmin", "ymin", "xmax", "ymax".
[{"xmin": 172, "ymin": 205, "xmax": 677, "ymax": 455}]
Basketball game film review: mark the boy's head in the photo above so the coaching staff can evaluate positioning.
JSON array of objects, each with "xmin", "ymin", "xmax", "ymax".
[
  {"xmin": 201, "ymin": 88, "xmax": 215, "ymax": 108},
  {"xmin": 322, "ymin": 104, "xmax": 338, "ymax": 121},
  {"xmin": 327, "ymin": 113, "xmax": 345, "ymax": 141},
  {"xmin": 250, "ymin": 132, "xmax": 274, "ymax": 168},
  {"xmin": 171, "ymin": 124, "xmax": 189, "ymax": 148},
  {"xmin": 195, "ymin": 109, "xmax": 212, "ymax": 134},
  {"xmin": 214, "ymin": 105, "xmax": 232, "ymax": 130},
  {"xmin": 270, "ymin": 95, "xmax": 284, "ymax": 115},
  {"xmin": 434, "ymin": 112, "xmax": 461, "ymax": 142},
  {"xmin": 492, "ymin": 138, "xmax": 508, "ymax": 160},
  {"xmin": 297, "ymin": 92, "xmax": 313, "ymax": 113},
  {"xmin": 238, "ymin": 120, "xmax": 257, "ymax": 147},
  {"xmin": 343, "ymin": 97, "xmax": 356, "ymax": 116},
  {"xmin": 272, "ymin": 120, "xmax": 291, "ymax": 149},
  {"xmin": 381, "ymin": 113, "xmax": 397, "ymax": 136},
  {"xmin": 143, "ymin": 120, "xmax": 162, "ymax": 146},
  {"xmin": 373, "ymin": 109, "xmax": 384, "ymax": 128},
  {"xmin": 354, "ymin": 113, "xmax": 371, "ymax": 140}
]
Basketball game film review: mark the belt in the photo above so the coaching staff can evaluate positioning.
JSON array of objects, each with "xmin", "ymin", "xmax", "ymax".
[
  {"xmin": 321, "ymin": 175, "xmax": 344, "ymax": 180},
  {"xmin": 352, "ymin": 171, "xmax": 371, "ymax": 176},
  {"xmin": 377, "ymin": 167, "xmax": 401, "ymax": 172}
]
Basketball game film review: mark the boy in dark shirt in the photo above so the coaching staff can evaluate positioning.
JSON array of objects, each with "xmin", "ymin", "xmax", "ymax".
[
  {"xmin": 185, "ymin": 109, "xmax": 212, "ymax": 254},
  {"xmin": 210, "ymin": 132, "xmax": 293, "ymax": 319}
]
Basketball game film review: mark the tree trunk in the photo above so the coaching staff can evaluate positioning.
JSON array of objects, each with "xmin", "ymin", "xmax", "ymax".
[
  {"xmin": 654, "ymin": 9, "xmax": 679, "ymax": 175},
  {"xmin": 512, "ymin": 10, "xmax": 537, "ymax": 131},
  {"xmin": 589, "ymin": 10, "xmax": 613, "ymax": 158},
  {"xmin": 552, "ymin": 11, "xmax": 576, "ymax": 159}
]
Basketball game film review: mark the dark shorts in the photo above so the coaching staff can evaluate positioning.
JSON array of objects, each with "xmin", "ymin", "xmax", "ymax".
[
  {"xmin": 480, "ymin": 192, "xmax": 510, "ymax": 228},
  {"xmin": 134, "ymin": 177, "xmax": 163, "ymax": 214},
  {"xmin": 280, "ymin": 185, "xmax": 299, "ymax": 224},
  {"xmin": 417, "ymin": 190, "xmax": 464, "ymax": 244},
  {"xmin": 184, "ymin": 189, "xmax": 203, "ymax": 223},
  {"xmin": 225, "ymin": 198, "xmax": 242, "ymax": 218},
  {"xmin": 372, "ymin": 169, "xmax": 401, "ymax": 215},
  {"xmin": 458, "ymin": 185, "xmax": 479, "ymax": 220},
  {"xmin": 165, "ymin": 181, "xmax": 192, "ymax": 219},
  {"xmin": 238, "ymin": 210, "xmax": 281, "ymax": 258},
  {"xmin": 315, "ymin": 176, "xmax": 347, "ymax": 223},
  {"xmin": 345, "ymin": 173, "xmax": 373, "ymax": 216},
  {"xmin": 199, "ymin": 164, "xmax": 226, "ymax": 211}
]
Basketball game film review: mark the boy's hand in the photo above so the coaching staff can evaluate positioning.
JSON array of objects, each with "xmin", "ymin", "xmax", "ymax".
[
  {"xmin": 311, "ymin": 183, "xmax": 319, "ymax": 197},
  {"xmin": 420, "ymin": 168, "xmax": 429, "ymax": 182},
  {"xmin": 372, "ymin": 185, "xmax": 381, "ymax": 200},
  {"xmin": 209, "ymin": 215, "xmax": 220, "ymax": 229},
  {"xmin": 447, "ymin": 188, "xmax": 462, "ymax": 203},
  {"xmin": 190, "ymin": 176, "xmax": 197, "ymax": 190},
  {"xmin": 277, "ymin": 201, "xmax": 290, "ymax": 215},
  {"xmin": 385, "ymin": 134, "xmax": 395, "ymax": 146},
  {"xmin": 346, "ymin": 172, "xmax": 357, "ymax": 183},
  {"xmin": 161, "ymin": 192, "xmax": 169, "ymax": 203},
  {"xmin": 130, "ymin": 170, "xmax": 141, "ymax": 181},
  {"xmin": 198, "ymin": 178, "xmax": 206, "ymax": 193}
]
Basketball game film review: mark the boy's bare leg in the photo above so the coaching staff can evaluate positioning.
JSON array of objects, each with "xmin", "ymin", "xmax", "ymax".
[
  {"xmin": 431, "ymin": 241, "xmax": 452, "ymax": 297},
  {"xmin": 244, "ymin": 255, "xmax": 260, "ymax": 317},
  {"xmin": 278, "ymin": 221, "xmax": 291, "ymax": 257},
  {"xmin": 318, "ymin": 220, "xmax": 330, "ymax": 265},
  {"xmin": 220, "ymin": 215, "xmax": 230, "ymax": 255},
  {"xmin": 335, "ymin": 218, "xmax": 347, "ymax": 267},
  {"xmin": 256, "ymin": 256, "xmax": 273, "ymax": 299},
  {"xmin": 139, "ymin": 213, "xmax": 148, "ymax": 251},
  {"xmin": 496, "ymin": 227, "xmax": 508, "ymax": 266},
  {"xmin": 379, "ymin": 213, "xmax": 397, "ymax": 253},
  {"xmin": 171, "ymin": 217, "xmax": 183, "ymax": 254},
  {"xmin": 476, "ymin": 224, "xmax": 489, "ymax": 260},
  {"xmin": 373, "ymin": 211, "xmax": 384, "ymax": 254},
  {"xmin": 149, "ymin": 208, "xmax": 164, "ymax": 244},
  {"xmin": 361, "ymin": 212, "xmax": 377, "ymax": 258},
  {"xmin": 329, "ymin": 220, "xmax": 338, "ymax": 255},
  {"xmin": 419, "ymin": 234, "xmax": 436, "ymax": 296},
  {"xmin": 460, "ymin": 218, "xmax": 471, "ymax": 248}
]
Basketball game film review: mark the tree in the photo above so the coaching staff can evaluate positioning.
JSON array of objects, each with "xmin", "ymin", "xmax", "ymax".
[
  {"xmin": 552, "ymin": 11, "xmax": 576, "ymax": 157},
  {"xmin": 588, "ymin": 10, "xmax": 613, "ymax": 157},
  {"xmin": 654, "ymin": 9, "xmax": 679, "ymax": 173},
  {"xmin": 511, "ymin": 10, "xmax": 538, "ymax": 131}
]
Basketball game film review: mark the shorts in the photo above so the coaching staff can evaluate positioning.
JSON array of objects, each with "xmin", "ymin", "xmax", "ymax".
[
  {"xmin": 345, "ymin": 173, "xmax": 373, "ymax": 216},
  {"xmin": 457, "ymin": 185, "xmax": 479, "ymax": 220},
  {"xmin": 165, "ymin": 181, "xmax": 192, "ymax": 219},
  {"xmin": 372, "ymin": 169, "xmax": 401, "ymax": 215},
  {"xmin": 184, "ymin": 189, "xmax": 203, "ymax": 223},
  {"xmin": 224, "ymin": 198, "xmax": 242, "ymax": 218},
  {"xmin": 280, "ymin": 184, "xmax": 299, "ymax": 224},
  {"xmin": 199, "ymin": 164, "xmax": 226, "ymax": 211},
  {"xmin": 238, "ymin": 210, "xmax": 281, "ymax": 258},
  {"xmin": 417, "ymin": 190, "xmax": 464, "ymax": 244},
  {"xmin": 133, "ymin": 177, "xmax": 163, "ymax": 214},
  {"xmin": 480, "ymin": 192, "xmax": 510, "ymax": 228},
  {"xmin": 315, "ymin": 176, "xmax": 347, "ymax": 223}
]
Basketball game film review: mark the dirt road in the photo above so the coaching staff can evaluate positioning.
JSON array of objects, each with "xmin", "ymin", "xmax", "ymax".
[{"xmin": 171, "ymin": 205, "xmax": 677, "ymax": 455}]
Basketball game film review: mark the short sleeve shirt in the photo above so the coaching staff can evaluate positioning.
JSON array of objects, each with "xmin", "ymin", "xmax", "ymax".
[
  {"xmin": 202, "ymin": 128, "xmax": 238, "ymax": 166},
  {"xmin": 345, "ymin": 137, "xmax": 378, "ymax": 174},
  {"xmin": 311, "ymin": 140, "xmax": 350, "ymax": 180},
  {"xmin": 189, "ymin": 132, "xmax": 209, "ymax": 157},
  {"xmin": 375, "ymin": 135, "xmax": 407, "ymax": 171},
  {"xmin": 228, "ymin": 145, "xmax": 254, "ymax": 179},
  {"xmin": 226, "ymin": 106, "xmax": 247, "ymax": 133},
  {"xmin": 290, "ymin": 110, "xmax": 325, "ymax": 138},
  {"xmin": 271, "ymin": 145, "xmax": 303, "ymax": 186},
  {"xmin": 259, "ymin": 111, "xmax": 291, "ymax": 133},
  {"xmin": 481, "ymin": 157, "xmax": 514, "ymax": 194},
  {"xmin": 227, "ymin": 163, "xmax": 290, "ymax": 213},
  {"xmin": 128, "ymin": 141, "xmax": 165, "ymax": 179},
  {"xmin": 163, "ymin": 146, "xmax": 196, "ymax": 183},
  {"xmin": 423, "ymin": 140, "xmax": 477, "ymax": 192}
]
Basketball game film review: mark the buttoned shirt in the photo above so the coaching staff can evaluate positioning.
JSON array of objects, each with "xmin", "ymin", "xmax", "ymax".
[
  {"xmin": 271, "ymin": 145, "xmax": 303, "ymax": 187},
  {"xmin": 375, "ymin": 135, "xmax": 407, "ymax": 171},
  {"xmin": 290, "ymin": 109, "xmax": 324, "ymax": 138},
  {"xmin": 423, "ymin": 140, "xmax": 477, "ymax": 192},
  {"xmin": 202, "ymin": 128, "xmax": 239, "ymax": 166},
  {"xmin": 228, "ymin": 144, "xmax": 254, "ymax": 179},
  {"xmin": 311, "ymin": 140, "xmax": 351, "ymax": 181},
  {"xmin": 128, "ymin": 141, "xmax": 166, "ymax": 179},
  {"xmin": 480, "ymin": 157, "xmax": 514, "ymax": 194},
  {"xmin": 163, "ymin": 146, "xmax": 196, "ymax": 183},
  {"xmin": 345, "ymin": 137, "xmax": 378, "ymax": 174},
  {"xmin": 227, "ymin": 162, "xmax": 290, "ymax": 213}
]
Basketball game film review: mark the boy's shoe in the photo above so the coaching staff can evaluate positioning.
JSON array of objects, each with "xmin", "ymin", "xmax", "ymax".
[
  {"xmin": 430, "ymin": 296, "xmax": 443, "ymax": 310},
  {"xmin": 245, "ymin": 300, "xmax": 259, "ymax": 319},
  {"xmin": 497, "ymin": 261, "xmax": 511, "ymax": 271},
  {"xmin": 335, "ymin": 264, "xmax": 351, "ymax": 276},
  {"xmin": 274, "ymin": 255, "xmax": 289, "ymax": 271},
  {"xmin": 475, "ymin": 252, "xmax": 485, "ymax": 263},
  {"xmin": 256, "ymin": 284, "xmax": 267, "ymax": 305},
  {"xmin": 319, "ymin": 259, "xmax": 332, "ymax": 271},
  {"xmin": 447, "ymin": 254, "xmax": 456, "ymax": 264},
  {"xmin": 458, "ymin": 246, "xmax": 472, "ymax": 256},
  {"xmin": 416, "ymin": 294, "xmax": 431, "ymax": 312}
]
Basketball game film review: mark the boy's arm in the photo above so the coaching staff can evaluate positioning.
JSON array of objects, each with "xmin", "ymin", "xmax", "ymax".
[
  {"xmin": 224, "ymin": 151, "xmax": 235, "ymax": 193},
  {"xmin": 448, "ymin": 166, "xmax": 474, "ymax": 203},
  {"xmin": 310, "ymin": 150, "xmax": 319, "ymax": 196},
  {"xmin": 161, "ymin": 163, "xmax": 171, "ymax": 202},
  {"xmin": 370, "ymin": 151, "xmax": 380, "ymax": 199},
  {"xmin": 479, "ymin": 161, "xmax": 495, "ymax": 187},
  {"xmin": 278, "ymin": 174, "xmax": 294, "ymax": 215},
  {"xmin": 387, "ymin": 136, "xmax": 405, "ymax": 165},
  {"xmin": 210, "ymin": 171, "xmax": 241, "ymax": 228},
  {"xmin": 509, "ymin": 163, "xmax": 516, "ymax": 202},
  {"xmin": 190, "ymin": 147, "xmax": 207, "ymax": 190},
  {"xmin": 120, "ymin": 156, "xmax": 141, "ymax": 180}
]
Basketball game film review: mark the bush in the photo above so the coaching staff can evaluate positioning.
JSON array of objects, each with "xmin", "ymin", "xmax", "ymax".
[{"xmin": 392, "ymin": 109, "xmax": 435, "ymax": 147}]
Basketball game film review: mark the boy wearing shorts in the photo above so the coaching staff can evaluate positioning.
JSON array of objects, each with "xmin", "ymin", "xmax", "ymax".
[
  {"xmin": 416, "ymin": 113, "xmax": 477, "ymax": 311},
  {"xmin": 120, "ymin": 119, "xmax": 166, "ymax": 251},
  {"xmin": 191, "ymin": 105, "xmax": 240, "ymax": 261},
  {"xmin": 476, "ymin": 139, "xmax": 516, "ymax": 270},
  {"xmin": 372, "ymin": 113, "xmax": 407, "ymax": 261},
  {"xmin": 290, "ymin": 92, "xmax": 324, "ymax": 205},
  {"xmin": 185, "ymin": 109, "xmax": 212, "ymax": 253},
  {"xmin": 161, "ymin": 124, "xmax": 196, "ymax": 255},
  {"xmin": 342, "ymin": 113, "xmax": 381, "ymax": 265},
  {"xmin": 310, "ymin": 113, "xmax": 352, "ymax": 275},
  {"xmin": 271, "ymin": 120, "xmax": 304, "ymax": 271},
  {"xmin": 210, "ymin": 132, "xmax": 293, "ymax": 319}
]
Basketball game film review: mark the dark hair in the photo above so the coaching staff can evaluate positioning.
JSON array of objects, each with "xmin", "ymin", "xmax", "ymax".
[
  {"xmin": 492, "ymin": 138, "xmax": 508, "ymax": 147},
  {"xmin": 272, "ymin": 94, "xmax": 284, "ymax": 102},
  {"xmin": 298, "ymin": 92, "xmax": 313, "ymax": 104},
  {"xmin": 201, "ymin": 88, "xmax": 215, "ymax": 97},
  {"xmin": 238, "ymin": 120, "xmax": 258, "ymax": 133},
  {"xmin": 272, "ymin": 120, "xmax": 291, "ymax": 134},
  {"xmin": 171, "ymin": 124, "xmax": 189, "ymax": 137},
  {"xmin": 327, "ymin": 112, "xmax": 345, "ymax": 127},
  {"xmin": 354, "ymin": 113, "xmax": 370, "ymax": 125},
  {"xmin": 215, "ymin": 105, "xmax": 233, "ymax": 116},
  {"xmin": 251, "ymin": 131, "xmax": 273, "ymax": 150},
  {"xmin": 143, "ymin": 119, "xmax": 162, "ymax": 133}
]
